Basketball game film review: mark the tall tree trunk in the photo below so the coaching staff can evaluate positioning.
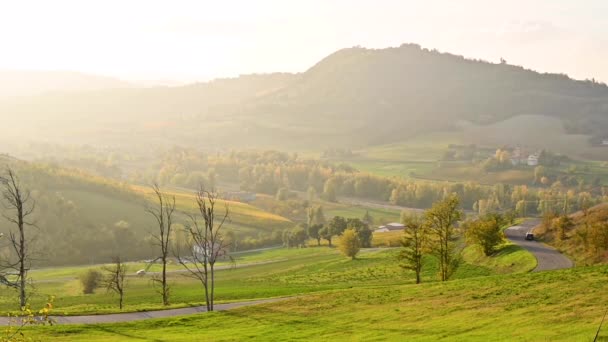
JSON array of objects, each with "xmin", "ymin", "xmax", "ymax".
[
  {"xmin": 162, "ymin": 255, "xmax": 168, "ymax": 305},
  {"xmin": 210, "ymin": 264, "xmax": 215, "ymax": 311},
  {"xmin": 19, "ymin": 221, "xmax": 26, "ymax": 308}
]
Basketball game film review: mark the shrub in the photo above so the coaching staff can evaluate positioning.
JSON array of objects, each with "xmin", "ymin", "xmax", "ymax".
[{"xmin": 80, "ymin": 269, "xmax": 102, "ymax": 294}]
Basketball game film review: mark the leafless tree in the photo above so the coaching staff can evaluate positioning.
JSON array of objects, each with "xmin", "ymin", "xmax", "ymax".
[
  {"xmin": 102, "ymin": 256, "xmax": 127, "ymax": 310},
  {"xmin": 144, "ymin": 184, "xmax": 175, "ymax": 306},
  {"xmin": 0, "ymin": 167, "xmax": 35, "ymax": 307},
  {"xmin": 177, "ymin": 186, "xmax": 230, "ymax": 311}
]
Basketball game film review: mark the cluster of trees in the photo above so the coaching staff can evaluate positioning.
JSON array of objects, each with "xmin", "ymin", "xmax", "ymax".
[
  {"xmin": 281, "ymin": 205, "xmax": 372, "ymax": 258},
  {"xmin": 399, "ymin": 195, "xmax": 463, "ymax": 283},
  {"xmin": 537, "ymin": 200, "xmax": 608, "ymax": 263},
  {"xmin": 74, "ymin": 146, "xmax": 606, "ymax": 229},
  {"xmin": 399, "ymin": 195, "xmax": 510, "ymax": 283},
  {"xmin": 442, "ymin": 144, "xmax": 481, "ymax": 161}
]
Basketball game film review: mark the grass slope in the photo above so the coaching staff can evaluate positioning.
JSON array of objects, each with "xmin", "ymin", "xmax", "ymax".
[
  {"xmin": 28, "ymin": 265, "xmax": 608, "ymax": 341},
  {"xmin": 1, "ymin": 242, "xmax": 533, "ymax": 316}
]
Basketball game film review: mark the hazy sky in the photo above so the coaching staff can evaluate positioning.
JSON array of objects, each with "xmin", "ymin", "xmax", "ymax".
[{"xmin": 1, "ymin": 0, "xmax": 608, "ymax": 83}]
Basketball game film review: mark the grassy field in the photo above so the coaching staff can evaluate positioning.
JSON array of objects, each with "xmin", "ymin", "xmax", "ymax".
[
  {"xmin": 1, "ymin": 241, "xmax": 534, "ymax": 316},
  {"xmin": 322, "ymin": 202, "xmax": 401, "ymax": 225},
  {"xmin": 461, "ymin": 243, "xmax": 537, "ymax": 274},
  {"xmin": 324, "ymin": 116, "xmax": 608, "ymax": 184},
  {"xmin": 26, "ymin": 262, "xmax": 608, "ymax": 341},
  {"xmin": 132, "ymin": 185, "xmax": 293, "ymax": 233}
]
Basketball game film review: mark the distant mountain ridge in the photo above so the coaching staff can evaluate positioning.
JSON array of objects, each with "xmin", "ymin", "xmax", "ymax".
[
  {"xmin": 0, "ymin": 70, "xmax": 132, "ymax": 97},
  {"xmin": 1, "ymin": 44, "xmax": 608, "ymax": 152}
]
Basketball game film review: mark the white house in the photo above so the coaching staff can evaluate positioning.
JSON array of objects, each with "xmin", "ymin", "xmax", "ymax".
[
  {"xmin": 527, "ymin": 154, "xmax": 539, "ymax": 166},
  {"xmin": 602, "ymin": 139, "xmax": 608, "ymax": 146},
  {"xmin": 376, "ymin": 222, "xmax": 405, "ymax": 233}
]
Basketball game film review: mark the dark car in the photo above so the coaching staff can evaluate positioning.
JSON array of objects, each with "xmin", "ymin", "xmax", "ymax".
[{"xmin": 525, "ymin": 232, "xmax": 534, "ymax": 241}]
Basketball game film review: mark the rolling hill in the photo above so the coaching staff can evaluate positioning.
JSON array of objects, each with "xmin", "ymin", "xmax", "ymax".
[
  {"xmin": 0, "ymin": 155, "xmax": 292, "ymax": 266},
  {"xmin": 2, "ymin": 44, "xmax": 608, "ymax": 155}
]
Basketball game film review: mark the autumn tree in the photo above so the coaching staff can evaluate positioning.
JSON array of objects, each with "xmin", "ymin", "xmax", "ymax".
[
  {"xmin": 144, "ymin": 184, "xmax": 176, "ymax": 306},
  {"xmin": 102, "ymin": 256, "xmax": 127, "ymax": 310},
  {"xmin": 338, "ymin": 228, "xmax": 360, "ymax": 260},
  {"xmin": 398, "ymin": 214, "xmax": 426, "ymax": 284},
  {"xmin": 425, "ymin": 194, "xmax": 462, "ymax": 281},
  {"xmin": 465, "ymin": 214, "xmax": 505, "ymax": 256},
  {"xmin": 534, "ymin": 166, "xmax": 546, "ymax": 184},
  {"xmin": 0, "ymin": 168, "xmax": 36, "ymax": 308},
  {"xmin": 553, "ymin": 215, "xmax": 573, "ymax": 241}
]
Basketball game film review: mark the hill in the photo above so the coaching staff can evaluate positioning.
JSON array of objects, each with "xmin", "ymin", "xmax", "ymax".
[
  {"xmin": 0, "ymin": 70, "xmax": 131, "ymax": 97},
  {"xmin": 534, "ymin": 203, "xmax": 608, "ymax": 265},
  {"xmin": 0, "ymin": 156, "xmax": 292, "ymax": 266},
  {"xmin": 2, "ymin": 44, "xmax": 608, "ymax": 155}
]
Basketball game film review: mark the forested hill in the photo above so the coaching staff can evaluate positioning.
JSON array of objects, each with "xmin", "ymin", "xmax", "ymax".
[
  {"xmin": 2, "ymin": 44, "xmax": 608, "ymax": 149},
  {"xmin": 240, "ymin": 44, "xmax": 608, "ymax": 146}
]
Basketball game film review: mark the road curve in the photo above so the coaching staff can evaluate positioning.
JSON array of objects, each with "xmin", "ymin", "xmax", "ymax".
[
  {"xmin": 505, "ymin": 220, "xmax": 573, "ymax": 272},
  {"xmin": 0, "ymin": 297, "xmax": 289, "ymax": 326}
]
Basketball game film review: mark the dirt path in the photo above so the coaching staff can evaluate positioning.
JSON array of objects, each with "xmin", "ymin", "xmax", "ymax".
[
  {"xmin": 505, "ymin": 220, "xmax": 573, "ymax": 272},
  {"xmin": 0, "ymin": 298, "xmax": 289, "ymax": 325}
]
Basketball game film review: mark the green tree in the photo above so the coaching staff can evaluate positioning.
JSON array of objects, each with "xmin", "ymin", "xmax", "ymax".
[
  {"xmin": 346, "ymin": 218, "xmax": 372, "ymax": 248},
  {"xmin": 283, "ymin": 225, "xmax": 308, "ymax": 248},
  {"xmin": 307, "ymin": 224, "xmax": 323, "ymax": 246},
  {"xmin": 290, "ymin": 225, "xmax": 308, "ymax": 247},
  {"xmin": 398, "ymin": 214, "xmax": 426, "ymax": 284},
  {"xmin": 328, "ymin": 216, "xmax": 347, "ymax": 236},
  {"xmin": 313, "ymin": 206, "xmax": 326, "ymax": 226},
  {"xmin": 362, "ymin": 210, "xmax": 374, "ymax": 226},
  {"xmin": 465, "ymin": 214, "xmax": 505, "ymax": 256},
  {"xmin": 425, "ymin": 194, "xmax": 462, "ymax": 281},
  {"xmin": 338, "ymin": 228, "xmax": 361, "ymax": 260},
  {"xmin": 319, "ymin": 226, "xmax": 333, "ymax": 246}
]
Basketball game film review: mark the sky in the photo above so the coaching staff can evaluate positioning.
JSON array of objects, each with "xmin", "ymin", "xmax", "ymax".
[{"xmin": 1, "ymin": 0, "xmax": 607, "ymax": 83}]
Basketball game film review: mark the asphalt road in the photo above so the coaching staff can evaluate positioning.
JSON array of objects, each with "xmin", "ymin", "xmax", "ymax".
[
  {"xmin": 505, "ymin": 220, "xmax": 573, "ymax": 272},
  {"xmin": 0, "ymin": 297, "xmax": 288, "ymax": 325}
]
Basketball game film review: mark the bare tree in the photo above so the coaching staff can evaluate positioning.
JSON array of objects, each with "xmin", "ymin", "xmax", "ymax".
[
  {"xmin": 144, "ymin": 184, "xmax": 176, "ymax": 306},
  {"xmin": 1, "ymin": 168, "xmax": 35, "ymax": 307},
  {"xmin": 102, "ymin": 256, "xmax": 127, "ymax": 310},
  {"xmin": 177, "ymin": 186, "xmax": 230, "ymax": 311}
]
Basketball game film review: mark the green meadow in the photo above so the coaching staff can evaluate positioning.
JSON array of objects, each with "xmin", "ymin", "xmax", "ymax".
[
  {"xmin": 1, "ymin": 242, "xmax": 534, "ymax": 317},
  {"xmin": 27, "ymin": 259, "xmax": 608, "ymax": 341}
]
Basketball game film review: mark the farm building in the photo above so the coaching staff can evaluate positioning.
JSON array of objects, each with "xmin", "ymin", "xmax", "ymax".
[
  {"xmin": 527, "ymin": 154, "xmax": 539, "ymax": 166},
  {"xmin": 376, "ymin": 222, "xmax": 405, "ymax": 233}
]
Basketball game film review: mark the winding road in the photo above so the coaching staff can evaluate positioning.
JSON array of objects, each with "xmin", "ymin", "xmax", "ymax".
[
  {"xmin": 0, "ymin": 298, "xmax": 289, "ymax": 326},
  {"xmin": 505, "ymin": 219, "xmax": 573, "ymax": 272}
]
